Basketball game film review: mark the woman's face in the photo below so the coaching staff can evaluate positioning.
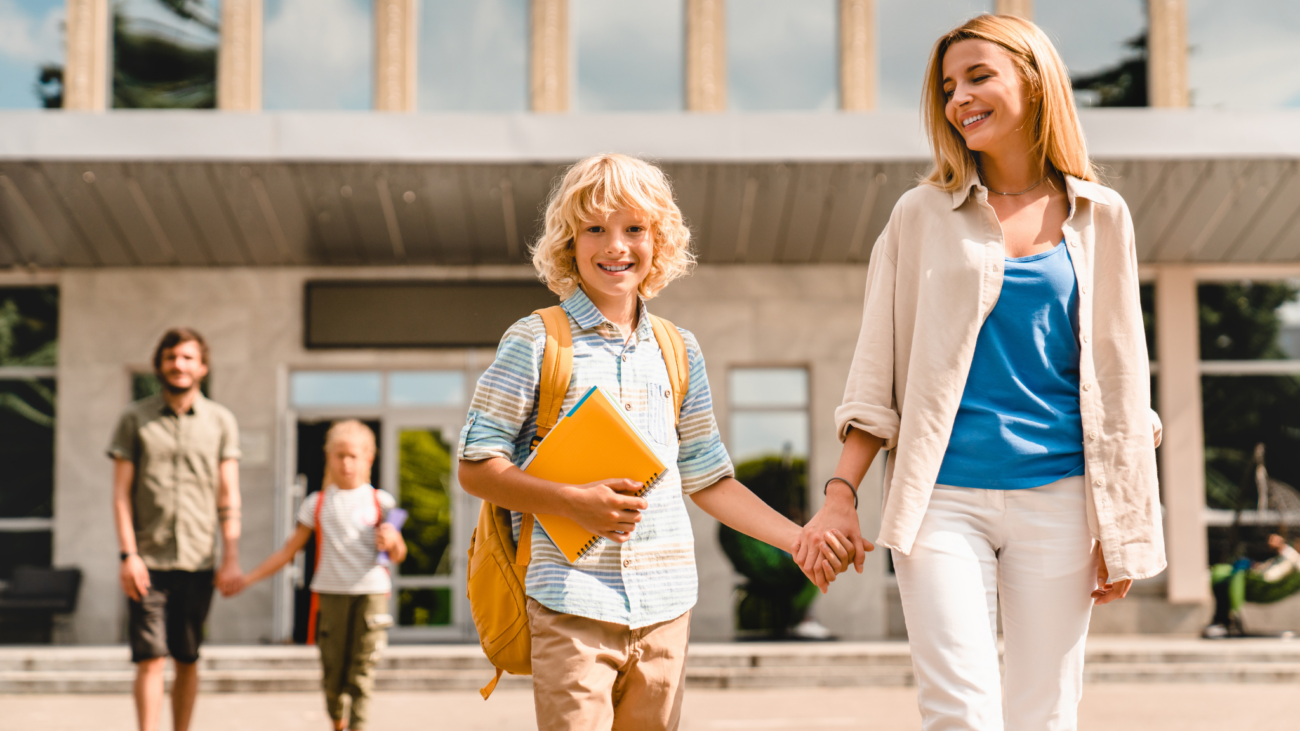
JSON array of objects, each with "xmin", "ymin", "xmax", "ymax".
[
  {"xmin": 573, "ymin": 208, "xmax": 655, "ymax": 308},
  {"xmin": 325, "ymin": 436, "xmax": 373, "ymax": 489},
  {"xmin": 942, "ymin": 39, "xmax": 1031, "ymax": 156}
]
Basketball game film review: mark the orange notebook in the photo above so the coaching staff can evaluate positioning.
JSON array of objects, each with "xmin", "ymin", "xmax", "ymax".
[{"xmin": 522, "ymin": 386, "xmax": 668, "ymax": 562}]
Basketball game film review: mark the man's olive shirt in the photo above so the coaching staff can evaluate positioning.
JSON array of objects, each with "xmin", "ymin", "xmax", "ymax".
[{"xmin": 108, "ymin": 393, "xmax": 241, "ymax": 572}]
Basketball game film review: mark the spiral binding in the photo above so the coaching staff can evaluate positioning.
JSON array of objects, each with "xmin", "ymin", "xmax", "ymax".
[{"xmin": 574, "ymin": 470, "xmax": 664, "ymax": 560}]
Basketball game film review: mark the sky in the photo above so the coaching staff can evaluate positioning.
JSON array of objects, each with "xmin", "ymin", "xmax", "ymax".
[
  {"xmin": 263, "ymin": 0, "xmax": 372, "ymax": 110},
  {"xmin": 575, "ymin": 0, "xmax": 683, "ymax": 112},
  {"xmin": 417, "ymin": 0, "xmax": 528, "ymax": 112},
  {"xmin": 0, "ymin": 0, "xmax": 63, "ymax": 109}
]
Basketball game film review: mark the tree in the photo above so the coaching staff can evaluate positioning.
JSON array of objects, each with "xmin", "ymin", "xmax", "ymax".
[
  {"xmin": 111, "ymin": 0, "xmax": 218, "ymax": 109},
  {"xmin": 1072, "ymin": 32, "xmax": 1148, "ymax": 107}
]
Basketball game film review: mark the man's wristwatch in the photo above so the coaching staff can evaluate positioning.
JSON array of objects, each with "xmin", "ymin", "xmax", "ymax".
[{"xmin": 120, "ymin": 551, "xmax": 135, "ymax": 562}]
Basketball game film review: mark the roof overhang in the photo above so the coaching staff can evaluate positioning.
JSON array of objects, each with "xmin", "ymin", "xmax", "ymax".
[{"xmin": 0, "ymin": 110, "xmax": 1298, "ymax": 268}]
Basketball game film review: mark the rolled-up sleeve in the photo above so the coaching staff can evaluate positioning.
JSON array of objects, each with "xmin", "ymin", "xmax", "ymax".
[
  {"xmin": 457, "ymin": 317, "xmax": 544, "ymax": 464},
  {"xmin": 675, "ymin": 331, "xmax": 734, "ymax": 495},
  {"xmin": 834, "ymin": 224, "xmax": 902, "ymax": 448}
]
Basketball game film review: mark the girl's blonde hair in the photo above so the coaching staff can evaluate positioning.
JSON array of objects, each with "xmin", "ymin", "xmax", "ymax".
[
  {"xmin": 921, "ymin": 14, "xmax": 1098, "ymax": 192},
  {"xmin": 531, "ymin": 154, "xmax": 694, "ymax": 300},
  {"xmin": 322, "ymin": 419, "xmax": 376, "ymax": 487}
]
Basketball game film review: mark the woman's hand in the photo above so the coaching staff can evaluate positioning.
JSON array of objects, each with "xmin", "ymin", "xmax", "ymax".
[
  {"xmin": 1092, "ymin": 549, "xmax": 1132, "ymax": 605},
  {"xmin": 792, "ymin": 484, "xmax": 873, "ymax": 592},
  {"xmin": 562, "ymin": 479, "xmax": 648, "ymax": 542}
]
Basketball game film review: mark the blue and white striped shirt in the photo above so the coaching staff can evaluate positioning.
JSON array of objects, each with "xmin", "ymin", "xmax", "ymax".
[{"xmin": 457, "ymin": 288, "xmax": 734, "ymax": 628}]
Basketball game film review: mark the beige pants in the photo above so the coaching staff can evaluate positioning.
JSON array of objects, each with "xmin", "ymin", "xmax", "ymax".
[
  {"xmin": 316, "ymin": 593, "xmax": 391, "ymax": 731},
  {"xmin": 527, "ymin": 598, "xmax": 691, "ymax": 731}
]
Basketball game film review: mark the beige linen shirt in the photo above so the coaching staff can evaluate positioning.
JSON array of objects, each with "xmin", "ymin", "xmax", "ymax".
[
  {"xmin": 108, "ymin": 393, "xmax": 241, "ymax": 571},
  {"xmin": 835, "ymin": 174, "xmax": 1166, "ymax": 582}
]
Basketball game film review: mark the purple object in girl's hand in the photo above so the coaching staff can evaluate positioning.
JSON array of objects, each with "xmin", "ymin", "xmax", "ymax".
[{"xmin": 378, "ymin": 508, "xmax": 408, "ymax": 566}]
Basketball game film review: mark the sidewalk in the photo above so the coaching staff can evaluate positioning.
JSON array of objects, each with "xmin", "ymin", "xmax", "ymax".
[{"xmin": 4, "ymin": 684, "xmax": 1298, "ymax": 731}]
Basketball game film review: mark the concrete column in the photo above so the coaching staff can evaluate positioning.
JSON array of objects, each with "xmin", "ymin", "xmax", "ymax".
[
  {"xmin": 1155, "ymin": 266, "xmax": 1209, "ymax": 603},
  {"xmin": 63, "ymin": 0, "xmax": 109, "ymax": 111},
  {"xmin": 374, "ymin": 0, "xmax": 417, "ymax": 112},
  {"xmin": 686, "ymin": 0, "xmax": 726, "ymax": 112},
  {"xmin": 217, "ymin": 0, "xmax": 262, "ymax": 111},
  {"xmin": 530, "ymin": 0, "xmax": 569, "ymax": 112},
  {"xmin": 839, "ymin": 0, "xmax": 875, "ymax": 111},
  {"xmin": 995, "ymin": 0, "xmax": 1033, "ymax": 20},
  {"xmin": 1148, "ymin": 0, "xmax": 1188, "ymax": 107}
]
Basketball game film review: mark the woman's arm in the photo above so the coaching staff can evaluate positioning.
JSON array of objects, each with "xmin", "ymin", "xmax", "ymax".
[
  {"xmin": 458, "ymin": 457, "xmax": 649, "ymax": 542},
  {"xmin": 793, "ymin": 428, "xmax": 882, "ymax": 577},
  {"xmin": 690, "ymin": 477, "xmax": 850, "ymax": 592},
  {"xmin": 241, "ymin": 525, "xmax": 313, "ymax": 590}
]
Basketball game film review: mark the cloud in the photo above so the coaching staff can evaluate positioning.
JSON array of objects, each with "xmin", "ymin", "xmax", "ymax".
[
  {"xmin": 1188, "ymin": 0, "xmax": 1300, "ymax": 108},
  {"xmin": 728, "ymin": 0, "xmax": 837, "ymax": 111},
  {"xmin": 417, "ymin": 0, "xmax": 528, "ymax": 111},
  {"xmin": 575, "ymin": 0, "xmax": 684, "ymax": 111},
  {"xmin": 263, "ymin": 0, "xmax": 372, "ymax": 110},
  {"xmin": 0, "ymin": 0, "xmax": 64, "ymax": 66}
]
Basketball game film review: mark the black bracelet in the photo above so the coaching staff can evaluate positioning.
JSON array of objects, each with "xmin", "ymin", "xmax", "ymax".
[{"xmin": 824, "ymin": 477, "xmax": 859, "ymax": 510}]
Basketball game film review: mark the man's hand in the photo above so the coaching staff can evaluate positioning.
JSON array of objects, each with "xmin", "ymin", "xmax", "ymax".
[
  {"xmin": 561, "ymin": 478, "xmax": 647, "ymax": 542},
  {"xmin": 375, "ymin": 523, "xmax": 403, "ymax": 553},
  {"xmin": 1092, "ymin": 549, "xmax": 1132, "ymax": 605},
  {"xmin": 215, "ymin": 561, "xmax": 244, "ymax": 598},
  {"xmin": 120, "ymin": 554, "xmax": 150, "ymax": 601}
]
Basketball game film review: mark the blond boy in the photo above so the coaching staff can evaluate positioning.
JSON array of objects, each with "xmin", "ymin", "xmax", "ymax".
[{"xmin": 458, "ymin": 154, "xmax": 850, "ymax": 730}]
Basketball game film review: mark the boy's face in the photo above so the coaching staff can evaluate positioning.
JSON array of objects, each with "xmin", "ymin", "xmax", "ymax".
[
  {"xmin": 325, "ymin": 436, "xmax": 374, "ymax": 489},
  {"xmin": 157, "ymin": 340, "xmax": 208, "ymax": 395},
  {"xmin": 573, "ymin": 208, "xmax": 654, "ymax": 307}
]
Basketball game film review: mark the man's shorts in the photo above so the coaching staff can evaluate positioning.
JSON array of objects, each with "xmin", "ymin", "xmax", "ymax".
[{"xmin": 128, "ymin": 570, "xmax": 214, "ymax": 664}]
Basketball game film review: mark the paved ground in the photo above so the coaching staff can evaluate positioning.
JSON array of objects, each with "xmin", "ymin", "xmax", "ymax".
[{"xmin": 3, "ymin": 684, "xmax": 1297, "ymax": 731}]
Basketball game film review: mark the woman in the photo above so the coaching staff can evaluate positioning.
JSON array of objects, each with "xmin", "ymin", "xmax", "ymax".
[{"xmin": 794, "ymin": 15, "xmax": 1164, "ymax": 731}]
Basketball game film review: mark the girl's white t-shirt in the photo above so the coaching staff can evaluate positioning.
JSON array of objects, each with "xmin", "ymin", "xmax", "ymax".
[{"xmin": 296, "ymin": 484, "xmax": 397, "ymax": 594}]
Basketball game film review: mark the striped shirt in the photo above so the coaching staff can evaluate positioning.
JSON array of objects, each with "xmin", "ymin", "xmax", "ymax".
[
  {"xmin": 457, "ymin": 289, "xmax": 733, "ymax": 628},
  {"xmin": 296, "ymin": 485, "xmax": 397, "ymax": 595}
]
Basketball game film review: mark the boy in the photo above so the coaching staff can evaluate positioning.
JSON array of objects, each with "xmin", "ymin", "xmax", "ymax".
[
  {"xmin": 235, "ymin": 420, "xmax": 405, "ymax": 731},
  {"xmin": 458, "ymin": 154, "xmax": 852, "ymax": 730}
]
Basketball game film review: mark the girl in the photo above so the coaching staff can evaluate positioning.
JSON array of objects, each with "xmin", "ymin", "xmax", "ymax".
[{"xmin": 796, "ymin": 15, "xmax": 1163, "ymax": 731}]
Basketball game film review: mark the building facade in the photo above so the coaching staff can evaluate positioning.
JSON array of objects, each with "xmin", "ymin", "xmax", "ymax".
[{"xmin": 1, "ymin": 0, "xmax": 1299, "ymax": 645}]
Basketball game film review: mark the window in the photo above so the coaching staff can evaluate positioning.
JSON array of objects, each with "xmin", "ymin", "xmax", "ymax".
[
  {"xmin": 728, "ymin": 368, "xmax": 810, "ymax": 522},
  {"xmin": 728, "ymin": 0, "xmax": 836, "ymax": 110},
  {"xmin": 575, "ymin": 0, "xmax": 684, "ymax": 111},
  {"xmin": 1036, "ymin": 0, "xmax": 1148, "ymax": 107},
  {"xmin": 417, "ymin": 0, "xmax": 528, "ymax": 111},
  {"xmin": 112, "ymin": 0, "xmax": 220, "ymax": 109},
  {"xmin": 264, "ymin": 0, "xmax": 373, "ymax": 110},
  {"xmin": 1188, "ymin": 0, "xmax": 1300, "ymax": 109},
  {"xmin": 877, "ymin": 0, "xmax": 991, "ymax": 110},
  {"xmin": 0, "ymin": 287, "xmax": 57, "ymax": 591},
  {"xmin": 0, "ymin": 0, "xmax": 64, "ymax": 108}
]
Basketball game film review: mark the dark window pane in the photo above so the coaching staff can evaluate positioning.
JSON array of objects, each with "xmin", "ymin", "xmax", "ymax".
[
  {"xmin": 0, "ymin": 1, "xmax": 65, "ymax": 109},
  {"xmin": 728, "ymin": 0, "xmax": 837, "ymax": 110},
  {"xmin": 1038, "ymin": 0, "xmax": 1148, "ymax": 108},
  {"xmin": 575, "ymin": 0, "xmax": 683, "ymax": 111},
  {"xmin": 1198, "ymin": 281, "xmax": 1300, "ymax": 360},
  {"xmin": 397, "ymin": 429, "xmax": 453, "ymax": 577},
  {"xmin": 1189, "ymin": 0, "xmax": 1300, "ymax": 109},
  {"xmin": 0, "ymin": 531, "xmax": 52, "ymax": 580},
  {"xmin": 0, "ymin": 379, "xmax": 55, "ymax": 519},
  {"xmin": 264, "ymin": 0, "xmax": 373, "ymax": 110},
  {"xmin": 1201, "ymin": 375, "xmax": 1300, "ymax": 515},
  {"xmin": 112, "ymin": 0, "xmax": 219, "ymax": 109},
  {"xmin": 417, "ymin": 0, "xmax": 528, "ymax": 111},
  {"xmin": 398, "ymin": 587, "xmax": 452, "ymax": 626},
  {"xmin": 0, "ymin": 287, "xmax": 58, "ymax": 367}
]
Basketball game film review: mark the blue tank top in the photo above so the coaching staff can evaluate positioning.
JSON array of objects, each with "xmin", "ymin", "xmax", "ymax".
[{"xmin": 935, "ymin": 242, "xmax": 1086, "ymax": 489}]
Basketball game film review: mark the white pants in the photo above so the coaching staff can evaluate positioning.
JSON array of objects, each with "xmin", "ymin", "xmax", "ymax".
[{"xmin": 893, "ymin": 476, "xmax": 1097, "ymax": 731}]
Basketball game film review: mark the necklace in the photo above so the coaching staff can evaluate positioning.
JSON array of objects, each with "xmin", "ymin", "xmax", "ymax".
[{"xmin": 983, "ymin": 172, "xmax": 1049, "ymax": 196}]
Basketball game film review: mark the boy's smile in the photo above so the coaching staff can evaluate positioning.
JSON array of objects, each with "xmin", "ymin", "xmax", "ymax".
[{"xmin": 573, "ymin": 208, "xmax": 654, "ymax": 325}]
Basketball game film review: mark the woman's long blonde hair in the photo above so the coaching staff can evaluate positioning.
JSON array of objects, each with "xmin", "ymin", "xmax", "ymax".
[
  {"xmin": 921, "ymin": 14, "xmax": 1097, "ymax": 192},
  {"xmin": 531, "ymin": 154, "xmax": 694, "ymax": 300}
]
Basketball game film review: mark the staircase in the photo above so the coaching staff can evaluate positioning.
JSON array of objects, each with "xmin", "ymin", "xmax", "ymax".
[{"xmin": 1, "ymin": 637, "xmax": 1297, "ymax": 694}]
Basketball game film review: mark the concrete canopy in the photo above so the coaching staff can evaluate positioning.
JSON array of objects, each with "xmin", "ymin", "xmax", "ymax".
[{"xmin": 0, "ymin": 110, "xmax": 1298, "ymax": 268}]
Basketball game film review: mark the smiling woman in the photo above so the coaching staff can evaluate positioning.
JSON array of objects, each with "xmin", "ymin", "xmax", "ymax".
[{"xmin": 0, "ymin": 0, "xmax": 65, "ymax": 108}]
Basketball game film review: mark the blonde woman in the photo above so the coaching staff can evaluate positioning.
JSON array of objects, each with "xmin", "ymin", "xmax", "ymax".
[{"xmin": 795, "ymin": 15, "xmax": 1163, "ymax": 730}]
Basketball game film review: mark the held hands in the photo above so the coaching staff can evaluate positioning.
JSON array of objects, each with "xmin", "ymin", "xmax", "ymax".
[
  {"xmin": 562, "ymin": 478, "xmax": 648, "ymax": 542},
  {"xmin": 792, "ymin": 484, "xmax": 874, "ymax": 593},
  {"xmin": 1091, "ymin": 549, "xmax": 1132, "ymax": 605},
  {"xmin": 120, "ymin": 554, "xmax": 151, "ymax": 601},
  {"xmin": 794, "ymin": 530, "xmax": 856, "ymax": 592},
  {"xmin": 215, "ymin": 560, "xmax": 245, "ymax": 598}
]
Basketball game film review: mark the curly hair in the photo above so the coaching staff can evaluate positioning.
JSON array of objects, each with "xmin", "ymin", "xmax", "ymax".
[{"xmin": 531, "ymin": 154, "xmax": 695, "ymax": 300}]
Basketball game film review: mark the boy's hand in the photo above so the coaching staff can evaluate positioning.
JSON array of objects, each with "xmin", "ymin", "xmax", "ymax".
[
  {"xmin": 219, "ymin": 574, "xmax": 246, "ymax": 598},
  {"xmin": 375, "ymin": 523, "xmax": 403, "ymax": 553},
  {"xmin": 562, "ymin": 479, "xmax": 647, "ymax": 542},
  {"xmin": 120, "ymin": 554, "xmax": 150, "ymax": 601},
  {"xmin": 792, "ymin": 530, "xmax": 855, "ymax": 593}
]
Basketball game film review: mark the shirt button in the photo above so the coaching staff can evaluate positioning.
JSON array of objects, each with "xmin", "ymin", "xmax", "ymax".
[
  {"xmin": 1068, "ymin": 240, "xmax": 1079, "ymax": 247},
  {"xmin": 1082, "ymin": 383, "xmax": 1092, "ymax": 391},
  {"xmin": 1081, "ymin": 285, "xmax": 1089, "ymax": 294},
  {"xmin": 1089, "ymin": 431, "xmax": 1099, "ymax": 440},
  {"xmin": 625, "ymin": 403, "xmax": 632, "ymax": 411},
  {"xmin": 665, "ymin": 391, "xmax": 672, "ymax": 399},
  {"xmin": 1081, "ymin": 334, "xmax": 1090, "ymax": 344},
  {"xmin": 621, "ymin": 355, "xmax": 627, "ymax": 362},
  {"xmin": 1094, "ymin": 478, "xmax": 1105, "ymax": 487},
  {"xmin": 623, "ymin": 559, "xmax": 631, "ymax": 567}
]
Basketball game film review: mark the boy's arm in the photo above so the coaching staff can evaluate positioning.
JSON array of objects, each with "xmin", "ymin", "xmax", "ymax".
[
  {"xmin": 459, "ymin": 457, "xmax": 649, "ymax": 541},
  {"xmin": 690, "ymin": 477, "xmax": 850, "ymax": 593},
  {"xmin": 112, "ymin": 459, "xmax": 150, "ymax": 601},
  {"xmin": 242, "ymin": 525, "xmax": 313, "ymax": 589}
]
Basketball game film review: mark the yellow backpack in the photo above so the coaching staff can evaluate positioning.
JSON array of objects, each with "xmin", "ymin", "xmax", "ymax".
[{"xmin": 466, "ymin": 305, "xmax": 689, "ymax": 699}]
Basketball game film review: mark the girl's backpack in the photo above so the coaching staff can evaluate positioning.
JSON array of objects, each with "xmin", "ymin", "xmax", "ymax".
[{"xmin": 466, "ymin": 305, "xmax": 688, "ymax": 699}]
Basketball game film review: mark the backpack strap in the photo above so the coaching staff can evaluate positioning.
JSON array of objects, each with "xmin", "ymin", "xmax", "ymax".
[
  {"xmin": 649, "ymin": 315, "xmax": 689, "ymax": 426},
  {"xmin": 532, "ymin": 306, "xmax": 573, "ymax": 449},
  {"xmin": 306, "ymin": 489, "xmax": 326, "ymax": 646}
]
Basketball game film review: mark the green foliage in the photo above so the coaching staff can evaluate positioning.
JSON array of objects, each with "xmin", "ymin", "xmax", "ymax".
[
  {"xmin": 111, "ymin": 2, "xmax": 218, "ymax": 109},
  {"xmin": 398, "ymin": 430, "xmax": 453, "ymax": 576},
  {"xmin": 1198, "ymin": 282, "xmax": 1300, "ymax": 361},
  {"xmin": 734, "ymin": 455, "xmax": 808, "ymax": 524}
]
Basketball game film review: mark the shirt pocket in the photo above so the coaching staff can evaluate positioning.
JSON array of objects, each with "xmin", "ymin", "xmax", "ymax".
[{"xmin": 645, "ymin": 382, "xmax": 677, "ymax": 446}]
